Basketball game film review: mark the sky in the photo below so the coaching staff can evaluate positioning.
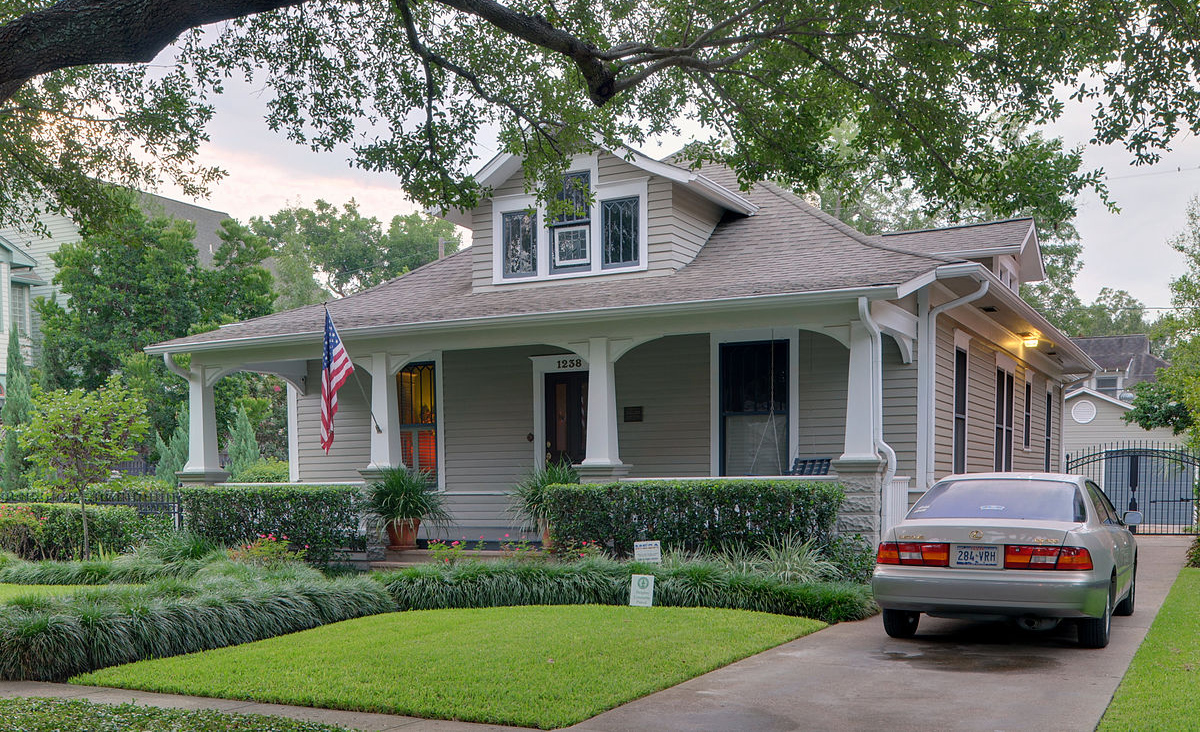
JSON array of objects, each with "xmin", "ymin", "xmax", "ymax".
[{"xmin": 152, "ymin": 77, "xmax": 1199, "ymax": 315}]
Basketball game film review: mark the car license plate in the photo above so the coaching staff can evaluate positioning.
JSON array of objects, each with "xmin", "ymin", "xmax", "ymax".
[{"xmin": 951, "ymin": 544, "xmax": 1001, "ymax": 569}]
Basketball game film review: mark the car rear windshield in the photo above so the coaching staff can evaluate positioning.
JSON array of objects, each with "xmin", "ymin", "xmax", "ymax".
[{"xmin": 908, "ymin": 479, "xmax": 1087, "ymax": 522}]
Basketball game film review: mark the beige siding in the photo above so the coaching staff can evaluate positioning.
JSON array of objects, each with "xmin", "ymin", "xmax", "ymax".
[
  {"xmin": 470, "ymin": 199, "xmax": 493, "ymax": 290},
  {"xmin": 1063, "ymin": 395, "xmax": 1184, "ymax": 458},
  {"xmin": 795, "ymin": 330, "xmax": 848, "ymax": 462},
  {"xmin": 294, "ymin": 360, "xmax": 371, "ymax": 482},
  {"xmin": 1, "ymin": 211, "xmax": 83, "ymax": 364},
  {"xmin": 882, "ymin": 336, "xmax": 918, "ymax": 479},
  {"xmin": 617, "ymin": 335, "xmax": 710, "ymax": 477}
]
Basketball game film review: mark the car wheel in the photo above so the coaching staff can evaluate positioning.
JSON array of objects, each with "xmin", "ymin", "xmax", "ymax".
[
  {"xmin": 882, "ymin": 609, "xmax": 920, "ymax": 639},
  {"xmin": 1079, "ymin": 582, "xmax": 1113, "ymax": 649},
  {"xmin": 1115, "ymin": 567, "xmax": 1136, "ymax": 617}
]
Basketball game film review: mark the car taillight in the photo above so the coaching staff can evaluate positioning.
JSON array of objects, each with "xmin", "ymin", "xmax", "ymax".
[
  {"xmin": 876, "ymin": 542, "xmax": 949, "ymax": 567},
  {"xmin": 1004, "ymin": 545, "xmax": 1093, "ymax": 571}
]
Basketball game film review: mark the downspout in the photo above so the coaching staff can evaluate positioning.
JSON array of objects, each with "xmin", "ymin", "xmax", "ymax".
[
  {"xmin": 919, "ymin": 273, "xmax": 990, "ymax": 489},
  {"xmin": 857, "ymin": 297, "xmax": 897, "ymax": 494},
  {"xmin": 162, "ymin": 352, "xmax": 191, "ymax": 382}
]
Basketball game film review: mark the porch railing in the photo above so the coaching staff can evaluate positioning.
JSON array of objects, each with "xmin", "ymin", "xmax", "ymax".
[{"xmin": 883, "ymin": 475, "xmax": 912, "ymax": 531}]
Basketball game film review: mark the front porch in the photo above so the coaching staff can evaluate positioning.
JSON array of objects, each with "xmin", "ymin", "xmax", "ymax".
[{"xmin": 167, "ymin": 298, "xmax": 918, "ymax": 543}]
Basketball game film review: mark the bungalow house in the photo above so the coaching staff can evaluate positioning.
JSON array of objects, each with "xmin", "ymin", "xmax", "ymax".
[{"xmin": 145, "ymin": 149, "xmax": 1095, "ymax": 543}]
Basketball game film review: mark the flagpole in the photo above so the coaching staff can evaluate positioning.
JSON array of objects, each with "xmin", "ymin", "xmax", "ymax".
[{"xmin": 326, "ymin": 304, "xmax": 383, "ymax": 435}]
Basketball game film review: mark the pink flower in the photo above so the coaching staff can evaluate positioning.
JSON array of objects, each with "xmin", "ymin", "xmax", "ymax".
[
  {"xmin": 504, "ymin": 534, "xmax": 510, "ymax": 538},
  {"xmin": 451, "ymin": 541, "xmax": 459, "ymax": 546}
]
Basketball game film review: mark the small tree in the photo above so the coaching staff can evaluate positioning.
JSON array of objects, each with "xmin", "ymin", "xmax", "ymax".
[
  {"xmin": 21, "ymin": 376, "xmax": 149, "ymax": 558},
  {"xmin": 2, "ymin": 329, "xmax": 33, "ymax": 491},
  {"xmin": 155, "ymin": 404, "xmax": 189, "ymax": 484},
  {"xmin": 226, "ymin": 406, "xmax": 260, "ymax": 478}
]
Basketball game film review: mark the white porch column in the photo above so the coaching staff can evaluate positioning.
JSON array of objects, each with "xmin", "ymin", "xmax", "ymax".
[
  {"xmin": 578, "ymin": 337, "xmax": 629, "ymax": 483},
  {"xmin": 361, "ymin": 351, "xmax": 404, "ymax": 480},
  {"xmin": 841, "ymin": 321, "xmax": 878, "ymax": 462},
  {"xmin": 178, "ymin": 369, "xmax": 227, "ymax": 484}
]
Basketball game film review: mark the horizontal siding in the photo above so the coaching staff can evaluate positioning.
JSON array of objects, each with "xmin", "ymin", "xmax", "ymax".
[
  {"xmin": 671, "ymin": 186, "xmax": 722, "ymax": 266},
  {"xmin": 795, "ymin": 330, "xmax": 848, "ymax": 462},
  {"xmin": 294, "ymin": 360, "xmax": 371, "ymax": 482},
  {"xmin": 470, "ymin": 199, "xmax": 494, "ymax": 289},
  {"xmin": 1062, "ymin": 396, "xmax": 1184, "ymax": 457},
  {"xmin": 617, "ymin": 334, "xmax": 710, "ymax": 476},
  {"xmin": 882, "ymin": 336, "xmax": 918, "ymax": 479},
  {"xmin": 646, "ymin": 179, "xmax": 675, "ymax": 272}
]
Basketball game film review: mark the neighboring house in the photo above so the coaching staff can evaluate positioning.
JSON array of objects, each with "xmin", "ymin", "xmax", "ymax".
[
  {"xmin": 0, "ymin": 193, "xmax": 231, "ymax": 389},
  {"xmin": 146, "ymin": 149, "xmax": 1095, "ymax": 543},
  {"xmin": 1070, "ymin": 334, "xmax": 1167, "ymax": 402}
]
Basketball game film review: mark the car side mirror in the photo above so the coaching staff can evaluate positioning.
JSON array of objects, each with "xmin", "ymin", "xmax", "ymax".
[{"xmin": 1123, "ymin": 510, "xmax": 1143, "ymax": 526}]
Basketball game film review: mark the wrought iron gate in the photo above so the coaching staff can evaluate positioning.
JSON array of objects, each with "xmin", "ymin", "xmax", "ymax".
[{"xmin": 1067, "ymin": 441, "xmax": 1200, "ymax": 535}]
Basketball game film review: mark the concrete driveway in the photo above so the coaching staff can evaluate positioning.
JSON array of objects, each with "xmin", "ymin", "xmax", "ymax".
[{"xmin": 569, "ymin": 535, "xmax": 1191, "ymax": 732}]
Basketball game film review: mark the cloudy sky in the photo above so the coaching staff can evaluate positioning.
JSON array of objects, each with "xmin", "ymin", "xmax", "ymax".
[{"xmin": 153, "ymin": 79, "xmax": 1198, "ymax": 315}]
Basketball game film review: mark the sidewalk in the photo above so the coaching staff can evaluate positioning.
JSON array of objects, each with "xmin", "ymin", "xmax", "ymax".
[{"xmin": 1, "ymin": 535, "xmax": 1190, "ymax": 731}]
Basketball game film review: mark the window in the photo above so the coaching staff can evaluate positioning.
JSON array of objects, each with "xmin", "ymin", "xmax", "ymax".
[
  {"xmin": 501, "ymin": 210, "xmax": 537, "ymax": 278},
  {"xmin": 397, "ymin": 363, "xmax": 438, "ymax": 477},
  {"xmin": 1044, "ymin": 391, "xmax": 1053, "ymax": 471},
  {"xmin": 1094, "ymin": 375, "xmax": 1119, "ymax": 393},
  {"xmin": 1023, "ymin": 380, "xmax": 1032, "ymax": 449},
  {"xmin": 720, "ymin": 341, "xmax": 788, "ymax": 476},
  {"xmin": 602, "ymin": 196, "xmax": 639, "ymax": 267},
  {"xmin": 9, "ymin": 285, "xmax": 28, "ymax": 336},
  {"xmin": 994, "ymin": 367, "xmax": 1014, "ymax": 471},
  {"xmin": 953, "ymin": 348, "xmax": 968, "ymax": 474},
  {"xmin": 550, "ymin": 172, "xmax": 591, "ymax": 271}
]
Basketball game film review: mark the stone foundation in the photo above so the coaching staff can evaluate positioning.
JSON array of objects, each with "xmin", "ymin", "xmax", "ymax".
[{"xmin": 830, "ymin": 457, "xmax": 886, "ymax": 544}]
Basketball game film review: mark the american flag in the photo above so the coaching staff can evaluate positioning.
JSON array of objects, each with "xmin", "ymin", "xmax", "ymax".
[{"xmin": 321, "ymin": 309, "xmax": 354, "ymax": 453}]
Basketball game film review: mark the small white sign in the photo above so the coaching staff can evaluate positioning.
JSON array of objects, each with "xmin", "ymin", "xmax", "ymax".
[
  {"xmin": 629, "ymin": 574, "xmax": 655, "ymax": 607},
  {"xmin": 633, "ymin": 540, "xmax": 662, "ymax": 564}
]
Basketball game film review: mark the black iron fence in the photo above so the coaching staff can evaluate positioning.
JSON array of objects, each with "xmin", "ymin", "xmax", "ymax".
[{"xmin": 1067, "ymin": 440, "xmax": 1200, "ymax": 535}]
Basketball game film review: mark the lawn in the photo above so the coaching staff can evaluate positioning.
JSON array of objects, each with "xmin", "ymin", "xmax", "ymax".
[
  {"xmin": 0, "ymin": 698, "xmax": 349, "ymax": 731},
  {"xmin": 0, "ymin": 583, "xmax": 88, "ymax": 601},
  {"xmin": 76, "ymin": 604, "xmax": 824, "ymax": 729},
  {"xmin": 1099, "ymin": 568, "xmax": 1200, "ymax": 731}
]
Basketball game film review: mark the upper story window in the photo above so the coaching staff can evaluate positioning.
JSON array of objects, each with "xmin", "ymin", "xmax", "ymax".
[{"xmin": 493, "ymin": 157, "xmax": 648, "ymax": 283}]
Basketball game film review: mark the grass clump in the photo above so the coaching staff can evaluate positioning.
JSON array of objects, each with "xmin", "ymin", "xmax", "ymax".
[
  {"xmin": 376, "ymin": 555, "xmax": 876, "ymax": 623},
  {"xmin": 77, "ymin": 605, "xmax": 822, "ymax": 729},
  {"xmin": 0, "ymin": 698, "xmax": 350, "ymax": 731},
  {"xmin": 1099, "ymin": 567, "xmax": 1200, "ymax": 731},
  {"xmin": 0, "ymin": 531, "xmax": 224, "ymax": 585},
  {"xmin": 0, "ymin": 561, "xmax": 394, "ymax": 681},
  {"xmin": 0, "ymin": 583, "xmax": 91, "ymax": 601}
]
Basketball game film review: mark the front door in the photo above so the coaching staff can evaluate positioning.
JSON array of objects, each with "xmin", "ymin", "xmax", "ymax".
[{"xmin": 545, "ymin": 371, "xmax": 588, "ymax": 466}]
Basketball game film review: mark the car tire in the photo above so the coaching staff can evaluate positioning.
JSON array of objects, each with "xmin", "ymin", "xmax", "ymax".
[
  {"xmin": 1115, "ymin": 567, "xmax": 1136, "ymax": 617},
  {"xmin": 882, "ymin": 609, "xmax": 920, "ymax": 639},
  {"xmin": 1079, "ymin": 583, "xmax": 1113, "ymax": 649}
]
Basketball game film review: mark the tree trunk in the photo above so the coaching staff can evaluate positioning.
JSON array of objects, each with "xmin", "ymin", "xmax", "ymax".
[{"xmin": 77, "ymin": 489, "xmax": 90, "ymax": 560}]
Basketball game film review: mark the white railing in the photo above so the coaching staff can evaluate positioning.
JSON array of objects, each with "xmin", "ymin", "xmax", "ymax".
[{"xmin": 883, "ymin": 475, "xmax": 912, "ymax": 532}]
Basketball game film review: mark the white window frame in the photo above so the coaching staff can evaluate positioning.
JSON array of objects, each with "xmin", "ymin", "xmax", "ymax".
[{"xmin": 491, "ymin": 155, "xmax": 648, "ymax": 283}]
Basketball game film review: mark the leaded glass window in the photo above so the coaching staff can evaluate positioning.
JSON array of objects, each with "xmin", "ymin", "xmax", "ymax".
[
  {"xmin": 555, "ymin": 172, "xmax": 590, "ymax": 223},
  {"xmin": 502, "ymin": 210, "xmax": 537, "ymax": 277},
  {"xmin": 553, "ymin": 226, "xmax": 590, "ymax": 266},
  {"xmin": 601, "ymin": 196, "xmax": 639, "ymax": 267},
  {"xmin": 549, "ymin": 172, "xmax": 591, "ymax": 272}
]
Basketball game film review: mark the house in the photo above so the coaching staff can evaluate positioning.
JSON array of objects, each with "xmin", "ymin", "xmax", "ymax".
[
  {"xmin": 145, "ymin": 149, "xmax": 1095, "ymax": 543},
  {"xmin": 0, "ymin": 193, "xmax": 231, "ymax": 390},
  {"xmin": 1071, "ymin": 334, "xmax": 1167, "ymax": 402}
]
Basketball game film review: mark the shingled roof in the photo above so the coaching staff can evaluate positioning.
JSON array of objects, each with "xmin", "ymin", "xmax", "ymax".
[
  {"xmin": 148, "ymin": 162, "xmax": 1011, "ymax": 353},
  {"xmin": 877, "ymin": 218, "xmax": 1036, "ymax": 255},
  {"xmin": 1073, "ymin": 335, "xmax": 1168, "ymax": 383}
]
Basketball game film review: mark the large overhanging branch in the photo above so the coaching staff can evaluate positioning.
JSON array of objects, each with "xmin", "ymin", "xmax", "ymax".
[{"xmin": 0, "ymin": 0, "xmax": 309, "ymax": 103}]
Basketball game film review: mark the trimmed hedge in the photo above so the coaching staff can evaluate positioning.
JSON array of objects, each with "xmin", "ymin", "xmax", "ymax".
[
  {"xmin": 545, "ymin": 480, "xmax": 844, "ymax": 557},
  {"xmin": 180, "ymin": 484, "xmax": 361, "ymax": 562},
  {"xmin": 0, "ymin": 565, "xmax": 395, "ymax": 680},
  {"xmin": 376, "ymin": 557, "xmax": 876, "ymax": 624},
  {"xmin": 0, "ymin": 503, "xmax": 170, "ymax": 560}
]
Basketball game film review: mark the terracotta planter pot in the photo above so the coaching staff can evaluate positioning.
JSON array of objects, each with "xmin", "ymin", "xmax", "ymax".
[
  {"xmin": 386, "ymin": 518, "xmax": 421, "ymax": 551},
  {"xmin": 539, "ymin": 518, "xmax": 554, "ymax": 550}
]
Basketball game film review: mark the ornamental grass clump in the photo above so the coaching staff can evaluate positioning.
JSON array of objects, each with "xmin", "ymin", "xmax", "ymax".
[
  {"xmin": 0, "ymin": 531, "xmax": 225, "ymax": 585},
  {"xmin": 0, "ymin": 570, "xmax": 395, "ymax": 681}
]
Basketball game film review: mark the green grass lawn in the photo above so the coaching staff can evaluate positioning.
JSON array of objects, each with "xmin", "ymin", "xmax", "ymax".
[
  {"xmin": 0, "ymin": 583, "xmax": 88, "ymax": 601},
  {"xmin": 75, "ymin": 604, "xmax": 823, "ymax": 729},
  {"xmin": 1100, "ymin": 568, "xmax": 1200, "ymax": 731},
  {"xmin": 0, "ymin": 698, "xmax": 349, "ymax": 731}
]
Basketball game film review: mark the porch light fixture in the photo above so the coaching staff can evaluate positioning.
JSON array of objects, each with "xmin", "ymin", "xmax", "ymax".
[{"xmin": 1022, "ymin": 334, "xmax": 1040, "ymax": 348}]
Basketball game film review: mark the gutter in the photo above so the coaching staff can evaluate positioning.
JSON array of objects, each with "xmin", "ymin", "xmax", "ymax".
[{"xmin": 857, "ymin": 297, "xmax": 897, "ymax": 528}]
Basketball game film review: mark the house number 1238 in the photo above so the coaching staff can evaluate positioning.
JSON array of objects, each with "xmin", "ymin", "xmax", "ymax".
[{"xmin": 556, "ymin": 358, "xmax": 583, "ymax": 369}]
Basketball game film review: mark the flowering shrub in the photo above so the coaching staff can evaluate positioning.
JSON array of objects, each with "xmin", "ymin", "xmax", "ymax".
[
  {"xmin": 227, "ymin": 533, "xmax": 307, "ymax": 567},
  {"xmin": 427, "ymin": 536, "xmax": 486, "ymax": 565},
  {"xmin": 499, "ymin": 534, "xmax": 546, "ymax": 560},
  {"xmin": 550, "ymin": 538, "xmax": 604, "ymax": 562},
  {"xmin": 0, "ymin": 504, "xmax": 43, "ymax": 557}
]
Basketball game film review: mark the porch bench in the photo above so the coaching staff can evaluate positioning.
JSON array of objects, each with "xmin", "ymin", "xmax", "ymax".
[{"xmin": 786, "ymin": 457, "xmax": 831, "ymax": 476}]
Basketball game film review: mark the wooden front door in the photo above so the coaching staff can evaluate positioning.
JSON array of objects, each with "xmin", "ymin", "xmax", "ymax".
[{"xmin": 545, "ymin": 371, "xmax": 588, "ymax": 466}]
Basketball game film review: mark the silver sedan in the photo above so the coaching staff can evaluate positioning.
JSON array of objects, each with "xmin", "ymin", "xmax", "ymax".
[{"xmin": 871, "ymin": 473, "xmax": 1139, "ymax": 648}]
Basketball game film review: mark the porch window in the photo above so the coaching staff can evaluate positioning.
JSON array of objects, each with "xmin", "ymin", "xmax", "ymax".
[
  {"xmin": 550, "ymin": 172, "xmax": 591, "ymax": 272},
  {"xmin": 1044, "ymin": 392, "xmax": 1053, "ymax": 471},
  {"xmin": 502, "ymin": 210, "xmax": 537, "ymax": 278},
  {"xmin": 397, "ymin": 362, "xmax": 437, "ymax": 477},
  {"xmin": 601, "ymin": 196, "xmax": 639, "ymax": 267},
  {"xmin": 953, "ymin": 347, "xmax": 967, "ymax": 474},
  {"xmin": 994, "ymin": 367, "xmax": 1014, "ymax": 471},
  {"xmin": 720, "ymin": 341, "xmax": 788, "ymax": 476}
]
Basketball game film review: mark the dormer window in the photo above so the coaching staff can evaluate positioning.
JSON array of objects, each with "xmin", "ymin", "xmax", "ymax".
[{"xmin": 492, "ymin": 156, "xmax": 648, "ymax": 284}]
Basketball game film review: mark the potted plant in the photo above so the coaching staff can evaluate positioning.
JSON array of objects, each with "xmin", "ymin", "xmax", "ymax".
[
  {"xmin": 510, "ymin": 460, "xmax": 578, "ymax": 547},
  {"xmin": 367, "ymin": 467, "xmax": 451, "ymax": 550}
]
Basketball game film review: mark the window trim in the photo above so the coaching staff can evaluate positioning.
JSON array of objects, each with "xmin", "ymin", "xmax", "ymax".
[{"xmin": 490, "ymin": 160, "xmax": 649, "ymax": 283}]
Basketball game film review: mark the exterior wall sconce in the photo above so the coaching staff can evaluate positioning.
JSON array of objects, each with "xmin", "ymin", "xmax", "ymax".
[{"xmin": 1022, "ymin": 334, "xmax": 1040, "ymax": 348}]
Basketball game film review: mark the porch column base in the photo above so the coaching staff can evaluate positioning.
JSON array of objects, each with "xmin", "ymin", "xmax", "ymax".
[
  {"xmin": 352, "ymin": 473, "xmax": 389, "ymax": 562},
  {"xmin": 575, "ymin": 462, "xmax": 632, "ymax": 484},
  {"xmin": 358, "ymin": 466, "xmax": 394, "ymax": 484},
  {"xmin": 176, "ymin": 469, "xmax": 229, "ymax": 486},
  {"xmin": 831, "ymin": 457, "xmax": 886, "ymax": 543}
]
